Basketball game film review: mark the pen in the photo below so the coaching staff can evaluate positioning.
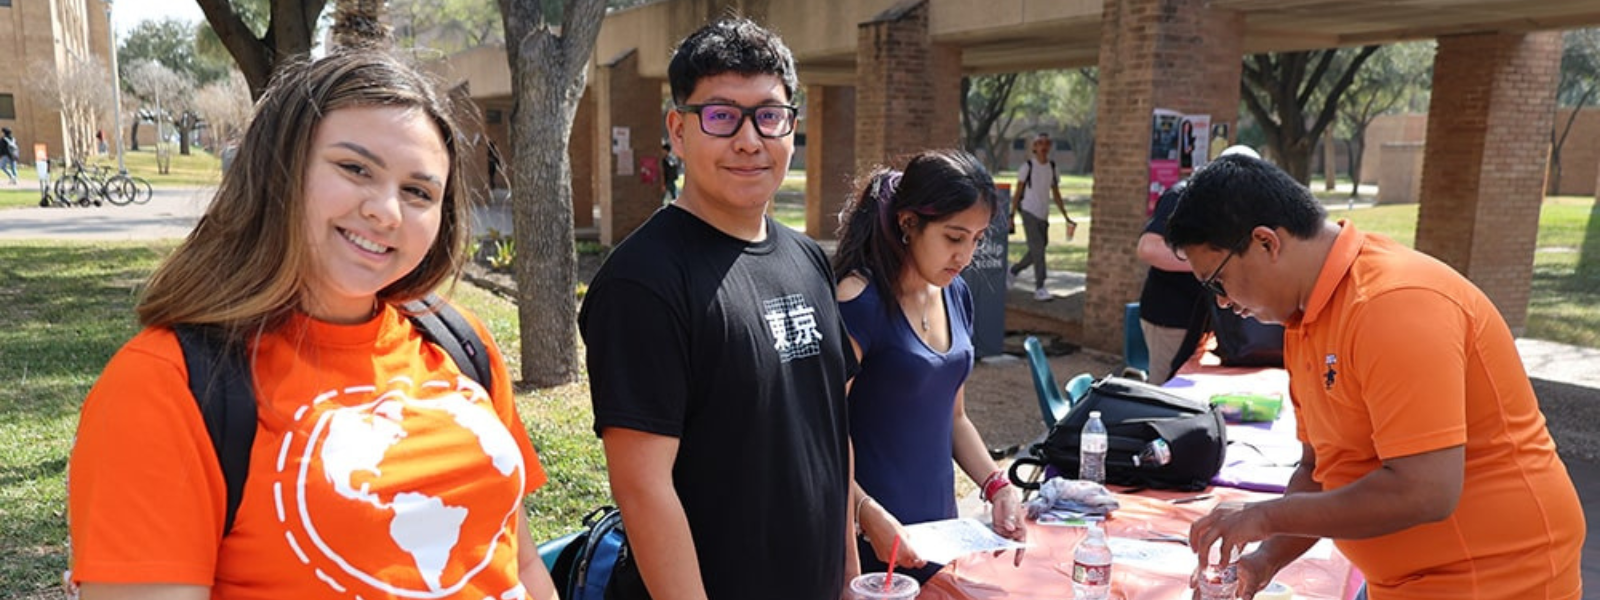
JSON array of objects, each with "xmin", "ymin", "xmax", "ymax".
[{"xmin": 1169, "ymin": 494, "xmax": 1214, "ymax": 505}]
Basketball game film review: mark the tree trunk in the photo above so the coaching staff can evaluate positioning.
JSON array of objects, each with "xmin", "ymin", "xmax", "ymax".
[
  {"xmin": 130, "ymin": 120, "xmax": 141, "ymax": 152},
  {"xmin": 196, "ymin": 0, "xmax": 328, "ymax": 99},
  {"xmin": 1548, "ymin": 89, "xmax": 1594, "ymax": 196},
  {"xmin": 1347, "ymin": 127, "xmax": 1366, "ymax": 199},
  {"xmin": 1241, "ymin": 47, "xmax": 1379, "ymax": 185},
  {"xmin": 500, "ymin": 0, "xmax": 605, "ymax": 388},
  {"xmin": 1322, "ymin": 132, "xmax": 1337, "ymax": 191},
  {"xmin": 178, "ymin": 112, "xmax": 194, "ymax": 156}
]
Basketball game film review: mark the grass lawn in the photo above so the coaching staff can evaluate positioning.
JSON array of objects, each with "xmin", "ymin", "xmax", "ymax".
[{"xmin": 0, "ymin": 148, "xmax": 223, "ymax": 210}]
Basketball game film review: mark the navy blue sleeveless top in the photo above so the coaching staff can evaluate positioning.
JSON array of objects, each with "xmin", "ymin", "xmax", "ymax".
[{"xmin": 840, "ymin": 275, "xmax": 975, "ymax": 526}]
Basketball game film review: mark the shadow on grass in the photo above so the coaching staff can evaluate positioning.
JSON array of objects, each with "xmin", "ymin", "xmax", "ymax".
[
  {"xmin": 1528, "ymin": 201, "xmax": 1600, "ymax": 347},
  {"xmin": 0, "ymin": 456, "xmax": 67, "ymax": 488},
  {"xmin": 1582, "ymin": 198, "xmax": 1600, "ymax": 278}
]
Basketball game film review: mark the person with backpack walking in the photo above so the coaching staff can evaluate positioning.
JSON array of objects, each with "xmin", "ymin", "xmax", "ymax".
[
  {"xmin": 832, "ymin": 150, "xmax": 1025, "ymax": 584},
  {"xmin": 1008, "ymin": 132, "xmax": 1077, "ymax": 301},
  {"xmin": 0, "ymin": 127, "xmax": 19, "ymax": 184},
  {"xmin": 659, "ymin": 140, "xmax": 681, "ymax": 202},
  {"xmin": 66, "ymin": 49, "xmax": 559, "ymax": 600},
  {"xmin": 580, "ymin": 17, "xmax": 854, "ymax": 600}
]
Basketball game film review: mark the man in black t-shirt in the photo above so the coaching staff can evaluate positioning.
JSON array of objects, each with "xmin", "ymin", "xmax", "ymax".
[
  {"xmin": 1136, "ymin": 145, "xmax": 1259, "ymax": 383},
  {"xmin": 578, "ymin": 17, "xmax": 855, "ymax": 600}
]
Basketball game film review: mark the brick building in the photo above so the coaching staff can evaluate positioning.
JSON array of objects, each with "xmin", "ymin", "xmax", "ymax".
[
  {"xmin": 0, "ymin": 0, "xmax": 114, "ymax": 165},
  {"xmin": 1364, "ymin": 109, "xmax": 1600, "ymax": 198}
]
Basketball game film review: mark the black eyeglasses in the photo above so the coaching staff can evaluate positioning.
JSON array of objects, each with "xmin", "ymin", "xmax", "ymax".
[
  {"xmin": 1199, "ymin": 249, "xmax": 1236, "ymax": 298},
  {"xmin": 676, "ymin": 103, "xmax": 799, "ymax": 138}
]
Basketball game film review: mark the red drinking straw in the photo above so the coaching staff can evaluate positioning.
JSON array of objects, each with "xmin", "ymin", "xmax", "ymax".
[{"xmin": 885, "ymin": 536, "xmax": 901, "ymax": 590}]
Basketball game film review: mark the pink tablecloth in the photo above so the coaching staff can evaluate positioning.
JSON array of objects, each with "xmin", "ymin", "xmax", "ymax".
[{"xmin": 917, "ymin": 488, "xmax": 1361, "ymax": 600}]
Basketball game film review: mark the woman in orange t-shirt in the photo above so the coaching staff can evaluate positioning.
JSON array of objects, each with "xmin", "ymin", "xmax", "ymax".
[{"xmin": 66, "ymin": 50, "xmax": 557, "ymax": 600}]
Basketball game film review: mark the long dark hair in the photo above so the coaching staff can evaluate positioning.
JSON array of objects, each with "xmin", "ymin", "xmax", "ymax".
[{"xmin": 833, "ymin": 149, "xmax": 998, "ymax": 317}]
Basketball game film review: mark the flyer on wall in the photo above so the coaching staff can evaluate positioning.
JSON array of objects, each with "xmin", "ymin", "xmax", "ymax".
[
  {"xmin": 1149, "ymin": 109, "xmax": 1210, "ymax": 216},
  {"xmin": 1149, "ymin": 109, "xmax": 1183, "ymax": 216}
]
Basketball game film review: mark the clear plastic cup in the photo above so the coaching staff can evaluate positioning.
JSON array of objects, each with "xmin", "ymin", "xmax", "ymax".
[
  {"xmin": 849, "ymin": 572, "xmax": 920, "ymax": 600},
  {"xmin": 1198, "ymin": 564, "xmax": 1238, "ymax": 600}
]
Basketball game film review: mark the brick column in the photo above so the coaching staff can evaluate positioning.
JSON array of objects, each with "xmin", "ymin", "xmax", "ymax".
[
  {"xmin": 1083, "ymin": 0, "xmax": 1244, "ymax": 354},
  {"xmin": 805, "ymin": 84, "xmax": 856, "ymax": 240},
  {"xmin": 571, "ymin": 87, "xmax": 597, "ymax": 231},
  {"xmin": 596, "ymin": 49, "xmax": 667, "ymax": 246},
  {"xmin": 854, "ymin": 0, "xmax": 961, "ymax": 175},
  {"xmin": 1417, "ymin": 32, "xmax": 1562, "ymax": 334}
]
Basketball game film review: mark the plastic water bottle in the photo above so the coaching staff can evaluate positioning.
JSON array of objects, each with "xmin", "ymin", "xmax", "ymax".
[
  {"xmin": 1080, "ymin": 411, "xmax": 1108, "ymax": 483},
  {"xmin": 1132, "ymin": 438, "xmax": 1171, "ymax": 468},
  {"xmin": 1072, "ymin": 522, "xmax": 1113, "ymax": 600}
]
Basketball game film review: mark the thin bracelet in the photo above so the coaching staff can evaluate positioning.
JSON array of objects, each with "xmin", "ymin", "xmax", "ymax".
[
  {"xmin": 854, "ymin": 494, "xmax": 874, "ymax": 538},
  {"xmin": 855, "ymin": 493, "xmax": 874, "ymax": 518}
]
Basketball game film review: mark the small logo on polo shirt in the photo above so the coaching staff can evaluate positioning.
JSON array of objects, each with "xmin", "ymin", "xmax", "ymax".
[{"xmin": 1324, "ymin": 354, "xmax": 1338, "ymax": 390}]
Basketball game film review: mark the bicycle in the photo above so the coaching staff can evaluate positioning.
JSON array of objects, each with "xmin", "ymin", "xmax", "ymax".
[
  {"xmin": 50, "ymin": 160, "xmax": 105, "ymax": 207},
  {"xmin": 102, "ymin": 171, "xmax": 153, "ymax": 206}
]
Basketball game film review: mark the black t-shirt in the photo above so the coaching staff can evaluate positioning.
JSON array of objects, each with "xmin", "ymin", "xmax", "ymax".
[
  {"xmin": 579, "ymin": 205, "xmax": 854, "ymax": 599},
  {"xmin": 1139, "ymin": 184, "xmax": 1211, "ymax": 329}
]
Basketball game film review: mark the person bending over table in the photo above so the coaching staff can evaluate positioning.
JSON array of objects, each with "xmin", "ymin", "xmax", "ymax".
[
  {"xmin": 1171, "ymin": 154, "xmax": 1584, "ymax": 600},
  {"xmin": 833, "ymin": 150, "xmax": 1025, "ymax": 583}
]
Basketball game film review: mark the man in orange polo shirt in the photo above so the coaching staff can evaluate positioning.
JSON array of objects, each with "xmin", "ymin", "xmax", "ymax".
[{"xmin": 1172, "ymin": 154, "xmax": 1584, "ymax": 600}]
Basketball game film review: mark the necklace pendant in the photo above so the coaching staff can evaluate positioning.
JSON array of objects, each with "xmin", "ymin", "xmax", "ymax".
[{"xmin": 921, "ymin": 315, "xmax": 929, "ymax": 332}]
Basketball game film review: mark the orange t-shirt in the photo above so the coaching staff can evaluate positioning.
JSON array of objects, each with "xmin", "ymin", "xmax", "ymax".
[
  {"xmin": 1285, "ymin": 223, "xmax": 1584, "ymax": 600},
  {"xmin": 69, "ymin": 304, "xmax": 546, "ymax": 599}
]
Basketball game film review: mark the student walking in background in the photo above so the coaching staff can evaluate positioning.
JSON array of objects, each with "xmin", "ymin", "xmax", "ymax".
[
  {"xmin": 67, "ymin": 49, "xmax": 557, "ymax": 600},
  {"xmin": 833, "ymin": 149, "xmax": 1025, "ymax": 583},
  {"xmin": 1009, "ymin": 132, "xmax": 1076, "ymax": 301},
  {"xmin": 0, "ymin": 127, "xmax": 19, "ymax": 184}
]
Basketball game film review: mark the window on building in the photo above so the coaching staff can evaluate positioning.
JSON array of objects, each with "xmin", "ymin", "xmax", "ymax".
[
  {"xmin": 0, "ymin": 94, "xmax": 15, "ymax": 120},
  {"xmin": 485, "ymin": 109, "xmax": 502, "ymax": 124},
  {"xmin": 0, "ymin": 1, "xmax": 11, "ymax": 8}
]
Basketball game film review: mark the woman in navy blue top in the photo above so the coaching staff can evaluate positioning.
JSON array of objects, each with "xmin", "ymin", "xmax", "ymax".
[{"xmin": 833, "ymin": 150, "xmax": 1023, "ymax": 582}]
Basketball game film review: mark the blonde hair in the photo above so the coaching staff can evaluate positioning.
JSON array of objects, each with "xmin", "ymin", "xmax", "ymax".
[{"xmin": 137, "ymin": 49, "xmax": 474, "ymax": 339}]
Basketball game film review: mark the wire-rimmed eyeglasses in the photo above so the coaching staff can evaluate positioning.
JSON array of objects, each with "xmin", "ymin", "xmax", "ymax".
[{"xmin": 1198, "ymin": 248, "xmax": 1237, "ymax": 298}]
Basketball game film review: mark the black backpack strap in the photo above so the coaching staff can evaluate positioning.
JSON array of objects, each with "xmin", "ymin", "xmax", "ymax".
[
  {"xmin": 174, "ymin": 325, "xmax": 256, "ymax": 537},
  {"xmin": 403, "ymin": 293, "xmax": 493, "ymax": 391}
]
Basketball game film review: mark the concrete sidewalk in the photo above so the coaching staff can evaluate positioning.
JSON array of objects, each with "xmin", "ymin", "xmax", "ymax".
[{"xmin": 0, "ymin": 186, "xmax": 214, "ymax": 240}]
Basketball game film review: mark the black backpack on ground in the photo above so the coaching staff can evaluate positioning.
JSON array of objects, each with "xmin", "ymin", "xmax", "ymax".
[
  {"xmin": 1009, "ymin": 376, "xmax": 1227, "ymax": 492},
  {"xmin": 173, "ymin": 293, "xmax": 492, "ymax": 535},
  {"xmin": 548, "ymin": 505, "xmax": 645, "ymax": 600}
]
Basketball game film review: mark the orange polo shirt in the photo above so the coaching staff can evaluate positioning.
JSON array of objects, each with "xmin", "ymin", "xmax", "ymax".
[
  {"xmin": 1284, "ymin": 223, "xmax": 1584, "ymax": 600},
  {"xmin": 70, "ymin": 304, "xmax": 546, "ymax": 599}
]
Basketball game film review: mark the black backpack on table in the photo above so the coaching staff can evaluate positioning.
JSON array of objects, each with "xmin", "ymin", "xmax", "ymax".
[{"xmin": 1009, "ymin": 376, "xmax": 1227, "ymax": 492}]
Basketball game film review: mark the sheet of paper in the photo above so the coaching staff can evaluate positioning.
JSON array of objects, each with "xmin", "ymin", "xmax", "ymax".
[
  {"xmin": 902, "ymin": 518, "xmax": 1026, "ymax": 564},
  {"xmin": 1107, "ymin": 537, "xmax": 1198, "ymax": 575}
]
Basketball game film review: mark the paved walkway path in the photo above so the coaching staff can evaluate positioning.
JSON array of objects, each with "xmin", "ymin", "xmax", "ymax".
[{"xmin": 0, "ymin": 186, "xmax": 214, "ymax": 241}]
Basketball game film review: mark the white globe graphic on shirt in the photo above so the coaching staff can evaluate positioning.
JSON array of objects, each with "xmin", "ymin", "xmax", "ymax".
[{"xmin": 278, "ymin": 382, "xmax": 525, "ymax": 598}]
